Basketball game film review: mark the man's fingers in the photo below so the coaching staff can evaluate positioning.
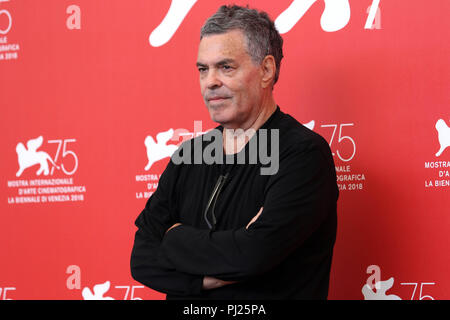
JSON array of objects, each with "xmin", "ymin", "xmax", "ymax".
[
  {"xmin": 256, "ymin": 206, "xmax": 263, "ymax": 217},
  {"xmin": 252, "ymin": 207, "xmax": 263, "ymax": 222},
  {"xmin": 246, "ymin": 207, "xmax": 263, "ymax": 229},
  {"xmin": 165, "ymin": 222, "xmax": 182, "ymax": 234},
  {"xmin": 202, "ymin": 276, "xmax": 237, "ymax": 290}
]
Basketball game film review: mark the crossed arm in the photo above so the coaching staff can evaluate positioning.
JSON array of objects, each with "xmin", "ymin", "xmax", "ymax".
[
  {"xmin": 130, "ymin": 142, "xmax": 336, "ymax": 296},
  {"xmin": 164, "ymin": 208, "xmax": 263, "ymax": 290}
]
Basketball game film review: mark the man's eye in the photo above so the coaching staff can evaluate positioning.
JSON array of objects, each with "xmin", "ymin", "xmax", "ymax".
[
  {"xmin": 222, "ymin": 65, "xmax": 232, "ymax": 70},
  {"xmin": 198, "ymin": 67, "xmax": 207, "ymax": 73}
]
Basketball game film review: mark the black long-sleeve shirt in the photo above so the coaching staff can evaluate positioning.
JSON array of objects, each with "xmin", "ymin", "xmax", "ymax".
[{"xmin": 130, "ymin": 106, "xmax": 339, "ymax": 299}]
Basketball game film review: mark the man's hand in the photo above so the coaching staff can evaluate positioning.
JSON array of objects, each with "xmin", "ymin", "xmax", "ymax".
[
  {"xmin": 202, "ymin": 276, "xmax": 237, "ymax": 290},
  {"xmin": 246, "ymin": 207, "xmax": 263, "ymax": 229},
  {"xmin": 165, "ymin": 222, "xmax": 182, "ymax": 234},
  {"xmin": 170, "ymin": 208, "xmax": 263, "ymax": 290},
  {"xmin": 166, "ymin": 206, "xmax": 262, "ymax": 235}
]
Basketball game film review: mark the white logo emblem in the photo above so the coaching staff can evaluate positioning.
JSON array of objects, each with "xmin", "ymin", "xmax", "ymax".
[
  {"xmin": 435, "ymin": 119, "xmax": 450, "ymax": 157},
  {"xmin": 15, "ymin": 136, "xmax": 60, "ymax": 177},
  {"xmin": 82, "ymin": 281, "xmax": 114, "ymax": 300},
  {"xmin": 275, "ymin": 0, "xmax": 350, "ymax": 34},
  {"xmin": 149, "ymin": 0, "xmax": 380, "ymax": 47},
  {"xmin": 144, "ymin": 128, "xmax": 179, "ymax": 171},
  {"xmin": 149, "ymin": 0, "xmax": 198, "ymax": 47},
  {"xmin": 362, "ymin": 277, "xmax": 402, "ymax": 300},
  {"xmin": 303, "ymin": 120, "xmax": 315, "ymax": 131}
]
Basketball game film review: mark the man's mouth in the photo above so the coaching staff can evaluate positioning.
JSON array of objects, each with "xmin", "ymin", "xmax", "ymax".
[{"xmin": 208, "ymin": 96, "xmax": 229, "ymax": 102}]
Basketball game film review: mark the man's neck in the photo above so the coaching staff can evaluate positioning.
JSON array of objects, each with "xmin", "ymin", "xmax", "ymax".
[
  {"xmin": 224, "ymin": 97, "xmax": 277, "ymax": 132},
  {"xmin": 222, "ymin": 99, "xmax": 277, "ymax": 155}
]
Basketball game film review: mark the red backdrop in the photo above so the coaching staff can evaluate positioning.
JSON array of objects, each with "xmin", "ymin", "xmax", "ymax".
[{"xmin": 1, "ymin": 0, "xmax": 449, "ymax": 300}]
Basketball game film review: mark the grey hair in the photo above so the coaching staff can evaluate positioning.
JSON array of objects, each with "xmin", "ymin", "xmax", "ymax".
[{"xmin": 200, "ymin": 5, "xmax": 284, "ymax": 85}]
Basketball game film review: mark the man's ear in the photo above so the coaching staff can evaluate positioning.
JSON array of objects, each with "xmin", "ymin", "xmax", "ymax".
[{"xmin": 260, "ymin": 55, "xmax": 276, "ymax": 89}]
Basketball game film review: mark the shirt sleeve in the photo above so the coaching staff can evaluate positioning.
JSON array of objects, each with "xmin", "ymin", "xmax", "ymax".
[
  {"xmin": 130, "ymin": 155, "xmax": 204, "ymax": 296},
  {"xmin": 160, "ymin": 139, "xmax": 338, "ymax": 281}
]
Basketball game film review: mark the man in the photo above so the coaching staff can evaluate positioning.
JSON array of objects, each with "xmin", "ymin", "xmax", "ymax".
[{"xmin": 130, "ymin": 5, "xmax": 339, "ymax": 299}]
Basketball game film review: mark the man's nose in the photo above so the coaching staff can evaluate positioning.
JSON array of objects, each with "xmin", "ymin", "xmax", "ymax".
[{"xmin": 205, "ymin": 69, "xmax": 222, "ymax": 89}]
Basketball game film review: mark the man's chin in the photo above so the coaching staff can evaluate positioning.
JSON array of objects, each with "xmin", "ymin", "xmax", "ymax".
[
  {"xmin": 210, "ymin": 113, "xmax": 228, "ymax": 125},
  {"xmin": 207, "ymin": 103, "xmax": 230, "ymax": 123}
]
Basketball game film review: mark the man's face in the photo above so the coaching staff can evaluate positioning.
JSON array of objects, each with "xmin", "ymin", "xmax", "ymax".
[{"xmin": 197, "ymin": 29, "xmax": 264, "ymax": 128}]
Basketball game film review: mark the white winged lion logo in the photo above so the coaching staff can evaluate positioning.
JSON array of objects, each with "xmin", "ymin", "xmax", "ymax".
[
  {"xmin": 15, "ymin": 136, "xmax": 60, "ymax": 177},
  {"xmin": 144, "ymin": 128, "xmax": 179, "ymax": 171}
]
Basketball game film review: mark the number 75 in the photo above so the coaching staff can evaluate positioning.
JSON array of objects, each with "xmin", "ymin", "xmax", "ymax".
[
  {"xmin": 48, "ymin": 139, "xmax": 79, "ymax": 175},
  {"xmin": 320, "ymin": 123, "xmax": 356, "ymax": 162},
  {"xmin": 400, "ymin": 282, "xmax": 435, "ymax": 300},
  {"xmin": 0, "ymin": 287, "xmax": 16, "ymax": 300},
  {"xmin": 114, "ymin": 285, "xmax": 144, "ymax": 300}
]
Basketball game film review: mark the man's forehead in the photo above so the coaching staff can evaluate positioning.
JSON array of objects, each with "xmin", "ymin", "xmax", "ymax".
[{"xmin": 197, "ymin": 30, "xmax": 251, "ymax": 64}]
